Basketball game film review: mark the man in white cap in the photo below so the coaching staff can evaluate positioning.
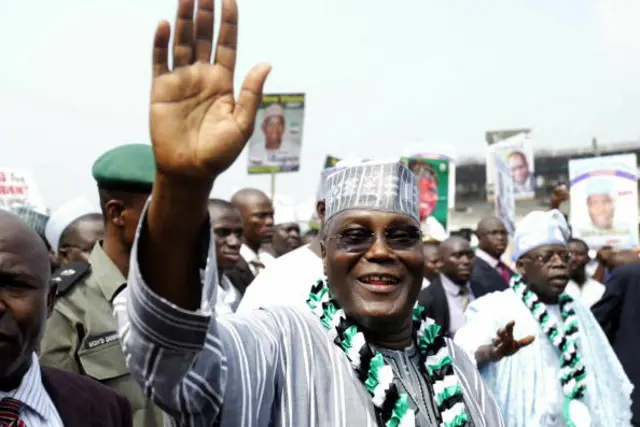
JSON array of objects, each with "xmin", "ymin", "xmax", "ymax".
[
  {"xmin": 248, "ymin": 103, "xmax": 299, "ymax": 169},
  {"xmin": 45, "ymin": 197, "xmax": 104, "ymax": 266},
  {"xmin": 455, "ymin": 209, "xmax": 633, "ymax": 426}
]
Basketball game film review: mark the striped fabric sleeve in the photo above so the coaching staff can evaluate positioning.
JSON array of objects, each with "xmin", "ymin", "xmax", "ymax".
[
  {"xmin": 448, "ymin": 340, "xmax": 506, "ymax": 427},
  {"xmin": 116, "ymin": 205, "xmax": 282, "ymax": 426}
]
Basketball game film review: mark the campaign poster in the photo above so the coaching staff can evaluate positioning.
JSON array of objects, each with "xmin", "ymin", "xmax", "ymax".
[
  {"xmin": 569, "ymin": 154, "xmax": 638, "ymax": 249},
  {"xmin": 402, "ymin": 157, "xmax": 449, "ymax": 234},
  {"xmin": 0, "ymin": 169, "xmax": 46, "ymax": 212},
  {"xmin": 494, "ymin": 154, "xmax": 516, "ymax": 238},
  {"xmin": 247, "ymin": 93, "xmax": 305, "ymax": 174},
  {"xmin": 409, "ymin": 152, "xmax": 456, "ymax": 210},
  {"xmin": 485, "ymin": 129, "xmax": 535, "ymax": 201}
]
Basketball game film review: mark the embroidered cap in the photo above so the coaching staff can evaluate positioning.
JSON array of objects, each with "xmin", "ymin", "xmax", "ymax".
[
  {"xmin": 513, "ymin": 209, "xmax": 570, "ymax": 260},
  {"xmin": 324, "ymin": 160, "xmax": 419, "ymax": 223},
  {"xmin": 10, "ymin": 206, "xmax": 50, "ymax": 238},
  {"xmin": 315, "ymin": 158, "xmax": 370, "ymax": 201},
  {"xmin": 262, "ymin": 103, "xmax": 285, "ymax": 123}
]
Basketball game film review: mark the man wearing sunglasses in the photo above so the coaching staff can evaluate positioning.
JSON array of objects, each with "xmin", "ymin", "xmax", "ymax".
[{"xmin": 455, "ymin": 209, "xmax": 632, "ymax": 427}]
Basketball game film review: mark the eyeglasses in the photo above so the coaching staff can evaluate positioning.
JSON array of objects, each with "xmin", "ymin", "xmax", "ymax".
[
  {"xmin": 527, "ymin": 251, "xmax": 571, "ymax": 264},
  {"xmin": 329, "ymin": 225, "xmax": 421, "ymax": 253}
]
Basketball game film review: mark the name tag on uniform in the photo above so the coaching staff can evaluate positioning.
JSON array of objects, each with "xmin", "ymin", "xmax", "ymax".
[{"xmin": 85, "ymin": 331, "xmax": 120, "ymax": 349}]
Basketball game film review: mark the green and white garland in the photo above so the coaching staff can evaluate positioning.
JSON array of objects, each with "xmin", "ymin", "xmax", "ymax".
[
  {"xmin": 307, "ymin": 279, "xmax": 470, "ymax": 427},
  {"xmin": 512, "ymin": 276, "xmax": 591, "ymax": 427}
]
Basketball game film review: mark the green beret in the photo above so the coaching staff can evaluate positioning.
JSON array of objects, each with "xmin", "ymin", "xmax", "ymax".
[{"xmin": 92, "ymin": 144, "xmax": 156, "ymax": 193}]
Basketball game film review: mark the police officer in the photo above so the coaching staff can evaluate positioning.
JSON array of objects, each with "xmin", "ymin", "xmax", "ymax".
[{"xmin": 39, "ymin": 144, "xmax": 163, "ymax": 427}]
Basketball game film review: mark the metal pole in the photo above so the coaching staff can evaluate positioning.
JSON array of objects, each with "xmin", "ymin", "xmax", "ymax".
[{"xmin": 270, "ymin": 172, "xmax": 276, "ymax": 200}]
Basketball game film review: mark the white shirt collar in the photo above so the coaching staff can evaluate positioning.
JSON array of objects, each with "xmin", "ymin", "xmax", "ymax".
[
  {"xmin": 475, "ymin": 248, "xmax": 500, "ymax": 268},
  {"xmin": 440, "ymin": 273, "xmax": 470, "ymax": 296},
  {"xmin": 0, "ymin": 354, "xmax": 50, "ymax": 420}
]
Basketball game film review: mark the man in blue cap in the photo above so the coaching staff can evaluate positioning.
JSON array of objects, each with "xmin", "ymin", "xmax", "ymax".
[{"xmin": 39, "ymin": 144, "xmax": 163, "ymax": 427}]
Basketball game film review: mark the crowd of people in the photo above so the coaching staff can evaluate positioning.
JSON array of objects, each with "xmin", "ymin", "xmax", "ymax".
[{"xmin": 2, "ymin": 0, "xmax": 640, "ymax": 426}]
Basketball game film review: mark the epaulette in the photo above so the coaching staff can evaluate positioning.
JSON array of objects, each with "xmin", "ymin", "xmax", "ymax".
[{"xmin": 51, "ymin": 261, "xmax": 92, "ymax": 296}]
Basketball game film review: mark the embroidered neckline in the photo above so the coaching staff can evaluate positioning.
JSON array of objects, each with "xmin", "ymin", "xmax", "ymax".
[
  {"xmin": 512, "ymin": 276, "xmax": 588, "ymax": 427},
  {"xmin": 307, "ymin": 279, "xmax": 470, "ymax": 427}
]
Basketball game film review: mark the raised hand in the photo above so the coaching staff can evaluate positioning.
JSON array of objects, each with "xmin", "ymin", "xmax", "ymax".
[
  {"xmin": 150, "ymin": 0, "xmax": 271, "ymax": 180},
  {"xmin": 488, "ymin": 321, "xmax": 535, "ymax": 361}
]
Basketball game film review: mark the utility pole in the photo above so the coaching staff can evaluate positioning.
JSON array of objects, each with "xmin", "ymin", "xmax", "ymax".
[{"xmin": 592, "ymin": 137, "xmax": 600, "ymax": 156}]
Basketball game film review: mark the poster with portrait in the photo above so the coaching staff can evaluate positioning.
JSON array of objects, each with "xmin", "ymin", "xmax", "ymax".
[
  {"xmin": 569, "ymin": 154, "xmax": 638, "ymax": 249},
  {"xmin": 409, "ymin": 152, "xmax": 456, "ymax": 210},
  {"xmin": 485, "ymin": 129, "xmax": 535, "ymax": 201},
  {"xmin": 494, "ymin": 154, "xmax": 516, "ymax": 238},
  {"xmin": 402, "ymin": 157, "xmax": 449, "ymax": 238},
  {"xmin": 247, "ymin": 93, "xmax": 305, "ymax": 174}
]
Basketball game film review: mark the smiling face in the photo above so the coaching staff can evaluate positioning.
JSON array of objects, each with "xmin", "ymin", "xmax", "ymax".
[
  {"xmin": 321, "ymin": 210, "xmax": 423, "ymax": 327},
  {"xmin": 0, "ymin": 212, "xmax": 54, "ymax": 386},
  {"xmin": 587, "ymin": 194, "xmax": 614, "ymax": 230}
]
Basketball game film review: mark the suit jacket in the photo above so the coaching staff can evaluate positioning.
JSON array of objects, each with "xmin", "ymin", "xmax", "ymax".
[
  {"xmin": 224, "ymin": 256, "xmax": 255, "ymax": 295},
  {"xmin": 418, "ymin": 274, "xmax": 508, "ymax": 337},
  {"xmin": 41, "ymin": 366, "xmax": 132, "ymax": 427},
  {"xmin": 592, "ymin": 263, "xmax": 640, "ymax": 424},
  {"xmin": 471, "ymin": 257, "xmax": 512, "ymax": 293}
]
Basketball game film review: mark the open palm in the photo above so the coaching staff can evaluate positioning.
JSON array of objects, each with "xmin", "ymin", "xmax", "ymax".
[
  {"xmin": 491, "ymin": 320, "xmax": 535, "ymax": 361},
  {"xmin": 150, "ymin": 0, "xmax": 271, "ymax": 179}
]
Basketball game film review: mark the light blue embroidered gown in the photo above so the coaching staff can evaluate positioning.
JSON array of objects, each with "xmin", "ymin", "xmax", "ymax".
[{"xmin": 454, "ymin": 289, "xmax": 633, "ymax": 427}]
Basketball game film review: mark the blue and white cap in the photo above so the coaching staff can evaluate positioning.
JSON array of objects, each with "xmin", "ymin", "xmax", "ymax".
[
  {"xmin": 324, "ymin": 160, "xmax": 419, "ymax": 223},
  {"xmin": 513, "ymin": 209, "xmax": 570, "ymax": 260},
  {"xmin": 586, "ymin": 177, "xmax": 614, "ymax": 197}
]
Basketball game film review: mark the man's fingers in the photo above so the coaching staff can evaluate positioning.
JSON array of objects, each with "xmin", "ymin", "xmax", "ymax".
[
  {"xmin": 234, "ymin": 63, "xmax": 272, "ymax": 137},
  {"xmin": 214, "ymin": 0, "xmax": 238, "ymax": 72},
  {"xmin": 517, "ymin": 335, "xmax": 536, "ymax": 348},
  {"xmin": 505, "ymin": 321, "xmax": 516, "ymax": 335},
  {"xmin": 194, "ymin": 0, "xmax": 214, "ymax": 63},
  {"xmin": 173, "ymin": 0, "xmax": 196, "ymax": 68},
  {"xmin": 153, "ymin": 21, "xmax": 171, "ymax": 77}
]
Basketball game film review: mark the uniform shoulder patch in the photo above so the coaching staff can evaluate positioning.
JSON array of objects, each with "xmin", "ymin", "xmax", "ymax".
[{"xmin": 52, "ymin": 261, "xmax": 92, "ymax": 296}]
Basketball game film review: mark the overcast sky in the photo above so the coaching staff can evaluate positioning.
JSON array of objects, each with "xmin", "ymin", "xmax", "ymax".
[{"xmin": 1, "ymin": 0, "xmax": 639, "ymax": 209}]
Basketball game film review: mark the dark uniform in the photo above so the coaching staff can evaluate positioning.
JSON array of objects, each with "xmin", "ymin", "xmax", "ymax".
[{"xmin": 39, "ymin": 144, "xmax": 163, "ymax": 427}]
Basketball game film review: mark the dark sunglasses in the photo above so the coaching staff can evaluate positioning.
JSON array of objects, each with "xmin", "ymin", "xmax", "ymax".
[{"xmin": 328, "ymin": 225, "xmax": 421, "ymax": 253}]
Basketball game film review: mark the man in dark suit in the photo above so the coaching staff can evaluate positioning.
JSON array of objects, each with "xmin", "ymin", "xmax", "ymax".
[
  {"xmin": 472, "ymin": 216, "xmax": 514, "ymax": 290},
  {"xmin": 0, "ymin": 210, "xmax": 131, "ymax": 426},
  {"xmin": 419, "ymin": 235, "xmax": 507, "ymax": 337},
  {"xmin": 592, "ymin": 262, "xmax": 640, "ymax": 425}
]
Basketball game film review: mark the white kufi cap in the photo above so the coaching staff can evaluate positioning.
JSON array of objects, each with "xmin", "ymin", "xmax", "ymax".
[{"xmin": 45, "ymin": 197, "xmax": 102, "ymax": 252}]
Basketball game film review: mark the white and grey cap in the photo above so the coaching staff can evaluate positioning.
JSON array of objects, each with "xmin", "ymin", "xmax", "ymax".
[{"xmin": 324, "ymin": 160, "xmax": 419, "ymax": 223}]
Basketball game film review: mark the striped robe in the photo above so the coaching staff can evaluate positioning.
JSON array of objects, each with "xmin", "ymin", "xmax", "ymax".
[{"xmin": 114, "ymin": 222, "xmax": 505, "ymax": 427}]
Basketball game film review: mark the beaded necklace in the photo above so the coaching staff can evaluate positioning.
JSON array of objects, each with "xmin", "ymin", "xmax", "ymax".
[
  {"xmin": 307, "ymin": 279, "xmax": 470, "ymax": 427},
  {"xmin": 512, "ymin": 276, "xmax": 590, "ymax": 426}
]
